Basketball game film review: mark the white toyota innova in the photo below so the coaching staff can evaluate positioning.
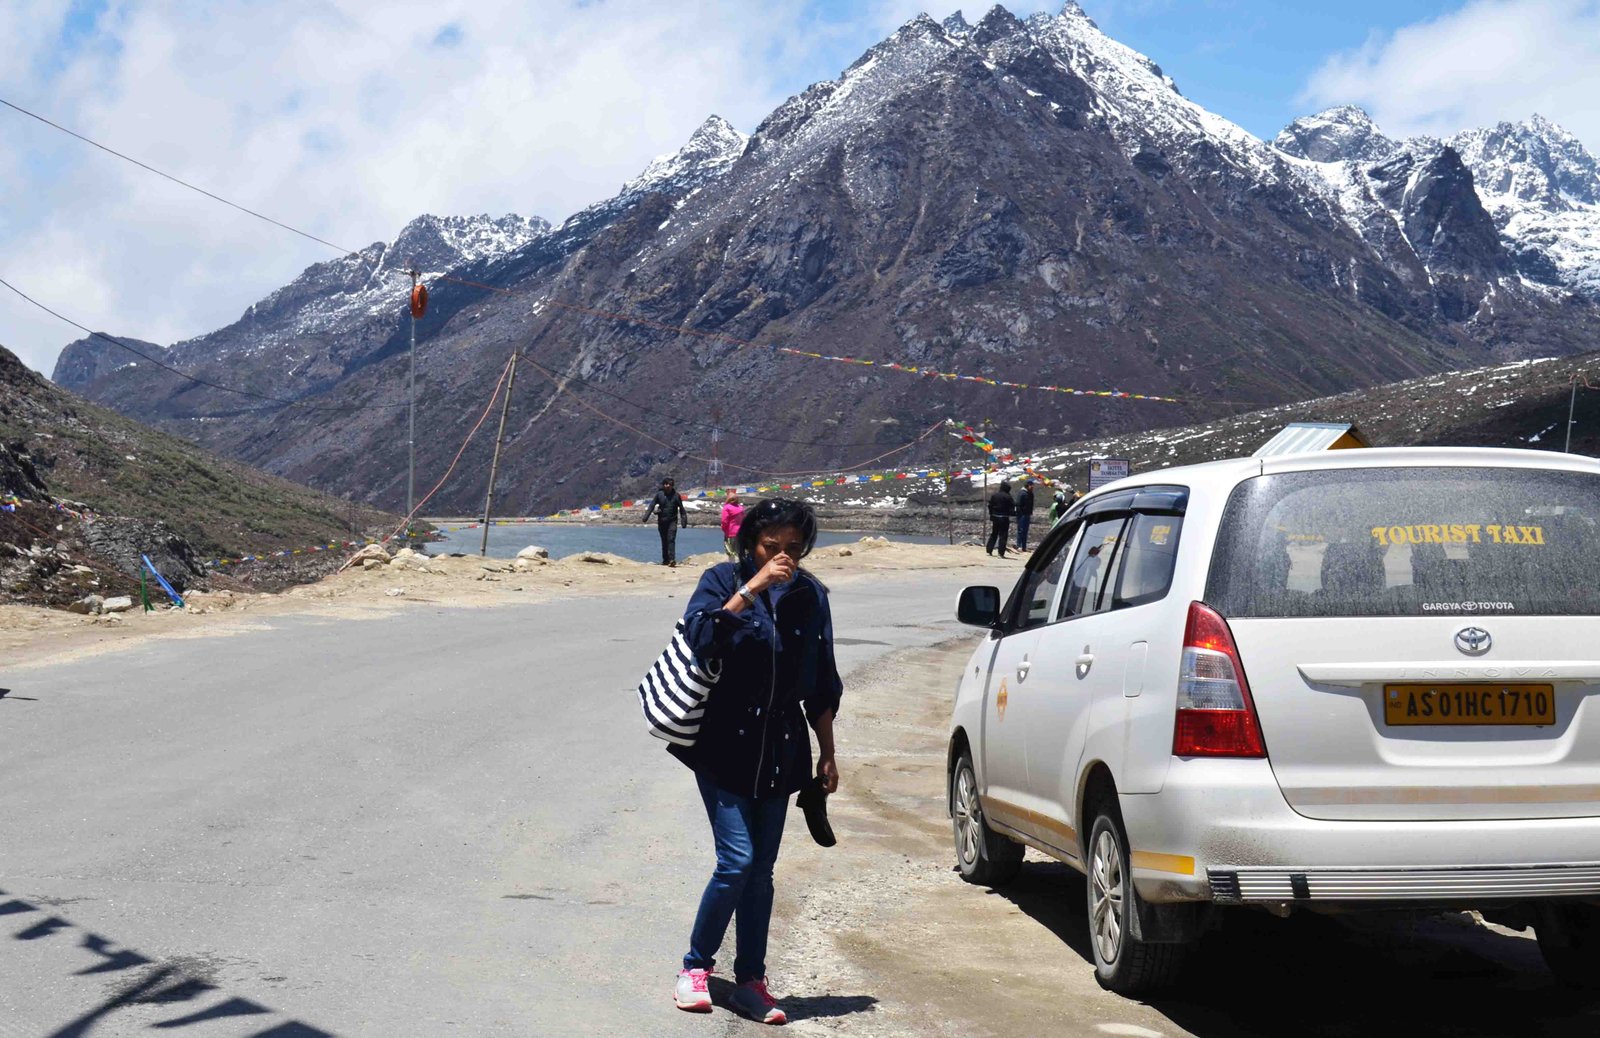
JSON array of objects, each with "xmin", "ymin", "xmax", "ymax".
[{"xmin": 948, "ymin": 447, "xmax": 1600, "ymax": 994}]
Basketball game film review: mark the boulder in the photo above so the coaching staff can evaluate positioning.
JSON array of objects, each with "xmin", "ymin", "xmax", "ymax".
[
  {"xmin": 512, "ymin": 557, "xmax": 548, "ymax": 571},
  {"xmin": 362, "ymin": 558, "xmax": 384, "ymax": 571},
  {"xmin": 68, "ymin": 594, "xmax": 104, "ymax": 615},
  {"xmin": 101, "ymin": 595, "xmax": 134, "ymax": 613},
  {"xmin": 348, "ymin": 543, "xmax": 391, "ymax": 566},
  {"xmin": 516, "ymin": 545, "xmax": 550, "ymax": 560}
]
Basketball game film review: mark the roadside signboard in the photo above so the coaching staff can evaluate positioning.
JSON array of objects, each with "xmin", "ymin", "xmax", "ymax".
[{"xmin": 1088, "ymin": 457, "xmax": 1130, "ymax": 490}]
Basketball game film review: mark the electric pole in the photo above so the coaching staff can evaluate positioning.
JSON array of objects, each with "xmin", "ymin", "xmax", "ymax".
[
  {"xmin": 944, "ymin": 420, "xmax": 954, "ymax": 545},
  {"xmin": 1566, "ymin": 374, "xmax": 1578, "ymax": 454},
  {"xmin": 406, "ymin": 267, "xmax": 423, "ymax": 539},
  {"xmin": 708, "ymin": 406, "xmax": 724, "ymax": 494}
]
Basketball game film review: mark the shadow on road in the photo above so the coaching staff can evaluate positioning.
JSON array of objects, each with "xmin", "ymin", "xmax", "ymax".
[
  {"xmin": 4, "ymin": 887, "xmax": 335, "ymax": 1037},
  {"xmin": 987, "ymin": 863, "xmax": 1600, "ymax": 1038},
  {"xmin": 707, "ymin": 975, "xmax": 878, "ymax": 1022}
]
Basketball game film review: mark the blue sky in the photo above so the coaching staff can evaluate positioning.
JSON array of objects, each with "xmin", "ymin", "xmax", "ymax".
[
  {"xmin": 2, "ymin": 0, "xmax": 1598, "ymax": 375},
  {"xmin": 1075, "ymin": 0, "xmax": 1462, "ymax": 138}
]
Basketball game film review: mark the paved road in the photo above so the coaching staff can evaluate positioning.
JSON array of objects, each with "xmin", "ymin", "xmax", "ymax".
[
  {"xmin": 0, "ymin": 569, "xmax": 974, "ymax": 1037},
  {"xmin": 5, "ymin": 563, "xmax": 1599, "ymax": 1038}
]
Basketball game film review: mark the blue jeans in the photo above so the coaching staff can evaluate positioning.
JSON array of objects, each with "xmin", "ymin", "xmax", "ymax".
[
  {"xmin": 684, "ymin": 772, "xmax": 789, "ymax": 982},
  {"xmin": 1016, "ymin": 514, "xmax": 1032, "ymax": 551}
]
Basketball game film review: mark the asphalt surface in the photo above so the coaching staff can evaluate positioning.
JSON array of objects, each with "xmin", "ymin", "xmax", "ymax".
[
  {"xmin": 6, "ymin": 563, "xmax": 1600, "ymax": 1038},
  {"xmin": 0, "ymin": 569, "xmax": 973, "ymax": 1037}
]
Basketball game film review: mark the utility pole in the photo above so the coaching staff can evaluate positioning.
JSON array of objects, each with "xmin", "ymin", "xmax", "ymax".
[
  {"xmin": 980, "ymin": 417, "xmax": 994, "ymax": 543},
  {"xmin": 1566, "ymin": 374, "xmax": 1578, "ymax": 454},
  {"xmin": 480, "ymin": 352, "xmax": 519, "ymax": 556},
  {"xmin": 708, "ymin": 406, "xmax": 724, "ymax": 491},
  {"xmin": 944, "ymin": 421, "xmax": 954, "ymax": 545},
  {"xmin": 407, "ymin": 268, "xmax": 422, "ymax": 541}
]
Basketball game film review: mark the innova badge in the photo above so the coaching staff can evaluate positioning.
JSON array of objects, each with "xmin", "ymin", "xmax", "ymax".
[{"xmin": 1454, "ymin": 627, "xmax": 1492, "ymax": 656}]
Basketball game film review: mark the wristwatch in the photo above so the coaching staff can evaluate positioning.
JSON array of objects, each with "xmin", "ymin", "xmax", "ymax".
[{"xmin": 737, "ymin": 583, "xmax": 757, "ymax": 606}]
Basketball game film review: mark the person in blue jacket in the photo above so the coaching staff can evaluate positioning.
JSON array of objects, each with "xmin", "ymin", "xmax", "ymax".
[{"xmin": 669, "ymin": 498, "xmax": 842, "ymax": 1024}]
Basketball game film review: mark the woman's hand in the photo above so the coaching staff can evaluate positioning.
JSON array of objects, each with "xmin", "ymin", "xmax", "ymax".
[
  {"xmin": 817, "ymin": 754, "xmax": 839, "ymax": 795},
  {"xmin": 748, "ymin": 553, "xmax": 796, "ymax": 592}
]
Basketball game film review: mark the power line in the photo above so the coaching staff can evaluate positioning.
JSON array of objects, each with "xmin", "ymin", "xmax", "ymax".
[
  {"xmin": 0, "ymin": 96, "xmax": 365, "ymax": 258},
  {"xmin": 0, "ymin": 274, "xmax": 402, "ymax": 412},
  {"xmin": 547, "ymin": 364, "xmax": 919, "ymax": 450}
]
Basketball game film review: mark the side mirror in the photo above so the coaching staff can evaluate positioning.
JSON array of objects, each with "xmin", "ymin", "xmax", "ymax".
[{"xmin": 956, "ymin": 585, "xmax": 1002, "ymax": 627}]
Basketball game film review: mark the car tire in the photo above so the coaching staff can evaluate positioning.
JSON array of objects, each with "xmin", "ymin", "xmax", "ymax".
[
  {"xmin": 1537, "ymin": 902, "xmax": 1600, "ymax": 989},
  {"xmin": 1085, "ymin": 809, "xmax": 1186, "ymax": 996},
  {"xmin": 951, "ymin": 751, "xmax": 1023, "ymax": 886}
]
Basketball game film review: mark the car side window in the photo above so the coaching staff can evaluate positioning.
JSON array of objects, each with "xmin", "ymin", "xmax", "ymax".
[
  {"xmin": 1009, "ymin": 525, "xmax": 1078, "ymax": 631},
  {"xmin": 1111, "ymin": 514, "xmax": 1185, "ymax": 609},
  {"xmin": 1058, "ymin": 516, "xmax": 1127, "ymax": 619}
]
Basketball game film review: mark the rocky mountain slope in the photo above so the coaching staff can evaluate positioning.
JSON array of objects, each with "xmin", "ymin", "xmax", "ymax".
[
  {"xmin": 1, "ymin": 342, "xmax": 394, "ymax": 605},
  {"xmin": 55, "ymin": 3, "xmax": 1600, "ymax": 517}
]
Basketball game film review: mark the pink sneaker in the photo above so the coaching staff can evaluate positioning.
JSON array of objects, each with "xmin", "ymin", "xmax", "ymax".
[
  {"xmin": 729, "ymin": 977, "xmax": 786, "ymax": 1025},
  {"xmin": 674, "ymin": 968, "xmax": 712, "ymax": 1012}
]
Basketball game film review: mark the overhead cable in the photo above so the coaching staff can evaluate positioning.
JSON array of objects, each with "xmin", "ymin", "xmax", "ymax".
[
  {"xmin": 0, "ymin": 96, "xmax": 364, "ymax": 258},
  {"xmin": 0, "ymin": 275, "xmax": 403, "ymax": 412}
]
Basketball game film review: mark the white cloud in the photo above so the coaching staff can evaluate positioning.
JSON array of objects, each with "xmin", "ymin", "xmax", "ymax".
[
  {"xmin": 1303, "ymin": 0, "xmax": 1600, "ymax": 146},
  {"xmin": 0, "ymin": 0, "xmax": 935, "ymax": 376}
]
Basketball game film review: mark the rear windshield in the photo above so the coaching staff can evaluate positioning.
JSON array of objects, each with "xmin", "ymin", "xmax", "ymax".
[{"xmin": 1206, "ymin": 466, "xmax": 1600, "ymax": 617}]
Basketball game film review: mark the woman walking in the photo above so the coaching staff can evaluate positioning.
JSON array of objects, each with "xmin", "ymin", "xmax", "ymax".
[
  {"xmin": 719, "ymin": 492, "xmax": 745, "ymax": 559},
  {"xmin": 671, "ymin": 498, "xmax": 842, "ymax": 1024}
]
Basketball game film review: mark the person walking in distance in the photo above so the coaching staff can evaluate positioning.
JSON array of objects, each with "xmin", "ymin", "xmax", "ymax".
[
  {"xmin": 671, "ymin": 499, "xmax": 842, "ymax": 1024},
  {"xmin": 1047, "ymin": 488, "xmax": 1068, "ymax": 525},
  {"xmin": 1014, "ymin": 478, "xmax": 1037, "ymax": 552},
  {"xmin": 719, "ymin": 492, "xmax": 745, "ymax": 560},
  {"xmin": 986, "ymin": 479, "xmax": 1014, "ymax": 558},
  {"xmin": 643, "ymin": 477, "xmax": 690, "ymax": 567}
]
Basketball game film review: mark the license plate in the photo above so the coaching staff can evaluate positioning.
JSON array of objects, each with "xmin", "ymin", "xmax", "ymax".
[{"xmin": 1384, "ymin": 684, "xmax": 1555, "ymax": 726}]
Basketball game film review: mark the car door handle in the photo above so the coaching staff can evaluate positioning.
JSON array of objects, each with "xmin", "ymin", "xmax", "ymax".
[
  {"xmin": 1017, "ymin": 656, "xmax": 1031, "ymax": 681},
  {"xmin": 1075, "ymin": 651, "xmax": 1094, "ymax": 677}
]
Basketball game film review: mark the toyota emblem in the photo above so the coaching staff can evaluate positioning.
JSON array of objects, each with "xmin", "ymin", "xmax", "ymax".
[{"xmin": 1454, "ymin": 627, "xmax": 1492, "ymax": 656}]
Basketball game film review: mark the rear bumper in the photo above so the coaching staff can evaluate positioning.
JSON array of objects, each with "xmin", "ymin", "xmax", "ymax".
[
  {"xmin": 1121, "ymin": 758, "xmax": 1600, "ymax": 905},
  {"xmin": 1207, "ymin": 863, "xmax": 1600, "ymax": 904}
]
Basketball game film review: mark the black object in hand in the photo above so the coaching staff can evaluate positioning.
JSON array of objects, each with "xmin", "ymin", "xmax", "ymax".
[{"xmin": 796, "ymin": 775, "xmax": 836, "ymax": 847}]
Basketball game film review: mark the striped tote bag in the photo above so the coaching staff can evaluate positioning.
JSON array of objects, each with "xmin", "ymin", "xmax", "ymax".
[{"xmin": 637, "ymin": 619, "xmax": 722, "ymax": 746}]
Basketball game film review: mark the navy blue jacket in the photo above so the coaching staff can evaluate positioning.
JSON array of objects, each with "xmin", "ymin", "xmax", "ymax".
[{"xmin": 669, "ymin": 560, "xmax": 843, "ymax": 799}]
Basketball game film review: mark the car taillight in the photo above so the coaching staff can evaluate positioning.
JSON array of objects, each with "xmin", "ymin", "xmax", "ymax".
[{"xmin": 1173, "ymin": 601, "xmax": 1266, "ymax": 758}]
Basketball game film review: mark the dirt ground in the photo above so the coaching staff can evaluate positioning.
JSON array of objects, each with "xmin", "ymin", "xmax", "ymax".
[{"xmin": 0, "ymin": 538, "xmax": 996, "ymax": 669}]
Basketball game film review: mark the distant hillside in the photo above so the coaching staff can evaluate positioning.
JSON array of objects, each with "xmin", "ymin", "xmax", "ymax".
[
  {"xmin": 1025, "ymin": 352, "xmax": 1600, "ymax": 483},
  {"xmin": 0, "ymin": 342, "xmax": 393, "ymax": 568},
  {"xmin": 776, "ymin": 351, "xmax": 1600, "ymax": 534}
]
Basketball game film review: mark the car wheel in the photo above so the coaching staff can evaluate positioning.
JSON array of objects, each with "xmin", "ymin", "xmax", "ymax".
[
  {"xmin": 951, "ymin": 751, "xmax": 1023, "ymax": 886},
  {"xmin": 1537, "ymin": 903, "xmax": 1600, "ymax": 989},
  {"xmin": 1086, "ymin": 809, "xmax": 1186, "ymax": 996}
]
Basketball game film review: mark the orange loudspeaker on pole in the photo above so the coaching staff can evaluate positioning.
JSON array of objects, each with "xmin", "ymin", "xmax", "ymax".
[{"xmin": 410, "ymin": 282, "xmax": 429, "ymax": 319}]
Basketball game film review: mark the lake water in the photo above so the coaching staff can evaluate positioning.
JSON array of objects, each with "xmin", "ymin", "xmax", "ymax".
[{"xmin": 426, "ymin": 522, "xmax": 950, "ymax": 561}]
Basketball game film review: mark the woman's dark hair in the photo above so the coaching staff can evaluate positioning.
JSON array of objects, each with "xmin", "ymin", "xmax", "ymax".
[{"xmin": 735, "ymin": 498, "xmax": 818, "ymax": 561}]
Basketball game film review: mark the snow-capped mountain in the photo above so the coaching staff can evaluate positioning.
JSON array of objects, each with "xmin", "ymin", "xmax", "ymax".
[
  {"xmin": 54, "ymin": 212, "xmax": 548, "ymax": 397},
  {"xmin": 1276, "ymin": 107, "xmax": 1600, "ymax": 302},
  {"xmin": 56, "ymin": 4, "xmax": 1600, "ymax": 517}
]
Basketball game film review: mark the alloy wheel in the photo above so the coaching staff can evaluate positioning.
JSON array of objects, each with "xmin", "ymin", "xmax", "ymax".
[
  {"xmin": 954, "ymin": 765, "xmax": 981, "ymax": 866},
  {"xmin": 1090, "ymin": 828, "xmax": 1125, "ymax": 965}
]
